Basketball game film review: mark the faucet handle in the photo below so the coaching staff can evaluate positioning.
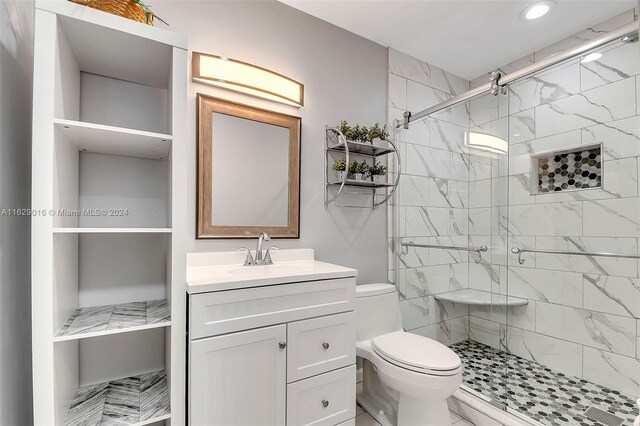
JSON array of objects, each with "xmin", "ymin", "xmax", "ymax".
[
  {"xmin": 236, "ymin": 247, "xmax": 255, "ymax": 266},
  {"xmin": 264, "ymin": 246, "xmax": 279, "ymax": 264}
]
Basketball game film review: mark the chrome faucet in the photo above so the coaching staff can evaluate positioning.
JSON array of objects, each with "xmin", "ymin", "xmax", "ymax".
[
  {"xmin": 237, "ymin": 233, "xmax": 277, "ymax": 266},
  {"xmin": 255, "ymin": 232, "xmax": 270, "ymax": 262}
]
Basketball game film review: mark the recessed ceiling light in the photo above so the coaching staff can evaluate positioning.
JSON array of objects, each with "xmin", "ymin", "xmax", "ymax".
[
  {"xmin": 520, "ymin": 1, "xmax": 554, "ymax": 21},
  {"xmin": 581, "ymin": 52, "xmax": 602, "ymax": 63}
]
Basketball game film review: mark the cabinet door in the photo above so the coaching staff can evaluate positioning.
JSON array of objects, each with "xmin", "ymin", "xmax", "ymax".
[{"xmin": 189, "ymin": 324, "xmax": 287, "ymax": 425}]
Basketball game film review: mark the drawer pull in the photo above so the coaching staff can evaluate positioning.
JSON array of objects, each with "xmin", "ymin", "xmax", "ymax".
[
  {"xmin": 321, "ymin": 342, "xmax": 330, "ymax": 350},
  {"xmin": 322, "ymin": 399, "xmax": 329, "ymax": 408},
  {"xmin": 279, "ymin": 341, "xmax": 287, "ymax": 349}
]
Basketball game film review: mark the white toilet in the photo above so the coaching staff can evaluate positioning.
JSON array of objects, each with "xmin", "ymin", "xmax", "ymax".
[{"xmin": 355, "ymin": 283, "xmax": 462, "ymax": 426}]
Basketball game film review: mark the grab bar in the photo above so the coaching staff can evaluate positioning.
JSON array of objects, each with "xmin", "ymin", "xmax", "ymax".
[
  {"xmin": 511, "ymin": 246, "xmax": 640, "ymax": 265},
  {"xmin": 401, "ymin": 241, "xmax": 488, "ymax": 263}
]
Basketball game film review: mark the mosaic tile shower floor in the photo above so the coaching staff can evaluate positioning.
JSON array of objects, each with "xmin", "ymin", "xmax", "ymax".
[{"xmin": 450, "ymin": 340, "xmax": 636, "ymax": 426}]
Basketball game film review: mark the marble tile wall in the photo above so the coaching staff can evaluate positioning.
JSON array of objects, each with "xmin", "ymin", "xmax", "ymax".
[
  {"xmin": 388, "ymin": 48, "xmax": 472, "ymax": 346},
  {"xmin": 465, "ymin": 9, "xmax": 640, "ymax": 398}
]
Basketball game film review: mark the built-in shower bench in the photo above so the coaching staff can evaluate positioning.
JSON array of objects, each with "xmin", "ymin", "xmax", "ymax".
[{"xmin": 434, "ymin": 289, "xmax": 528, "ymax": 307}]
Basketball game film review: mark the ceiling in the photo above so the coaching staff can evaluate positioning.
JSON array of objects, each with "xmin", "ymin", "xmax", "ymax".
[{"xmin": 280, "ymin": 0, "xmax": 636, "ymax": 80}]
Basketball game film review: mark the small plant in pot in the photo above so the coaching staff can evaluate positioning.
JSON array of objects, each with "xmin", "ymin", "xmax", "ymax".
[
  {"xmin": 334, "ymin": 120, "xmax": 351, "ymax": 140},
  {"xmin": 348, "ymin": 160, "xmax": 358, "ymax": 180},
  {"xmin": 356, "ymin": 160, "xmax": 370, "ymax": 180},
  {"xmin": 368, "ymin": 123, "xmax": 390, "ymax": 145},
  {"xmin": 332, "ymin": 158, "xmax": 347, "ymax": 181},
  {"xmin": 348, "ymin": 125, "xmax": 370, "ymax": 143},
  {"xmin": 368, "ymin": 161, "xmax": 388, "ymax": 183},
  {"xmin": 348, "ymin": 160, "xmax": 368, "ymax": 180}
]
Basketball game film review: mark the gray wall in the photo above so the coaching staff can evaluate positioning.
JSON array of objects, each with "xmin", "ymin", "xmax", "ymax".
[
  {"xmin": 0, "ymin": 0, "xmax": 34, "ymax": 424},
  {"xmin": 152, "ymin": 0, "xmax": 389, "ymax": 284}
]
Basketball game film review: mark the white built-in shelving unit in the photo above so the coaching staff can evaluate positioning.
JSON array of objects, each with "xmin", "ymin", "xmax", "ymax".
[{"xmin": 32, "ymin": 1, "xmax": 187, "ymax": 424}]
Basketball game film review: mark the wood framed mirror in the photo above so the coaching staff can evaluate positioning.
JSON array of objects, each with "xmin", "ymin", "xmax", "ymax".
[{"xmin": 197, "ymin": 94, "xmax": 301, "ymax": 239}]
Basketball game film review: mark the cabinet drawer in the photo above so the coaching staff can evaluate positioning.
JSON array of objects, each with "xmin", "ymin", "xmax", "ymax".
[
  {"xmin": 287, "ymin": 365, "xmax": 356, "ymax": 426},
  {"xmin": 287, "ymin": 312, "xmax": 355, "ymax": 382},
  {"xmin": 190, "ymin": 278, "xmax": 355, "ymax": 339}
]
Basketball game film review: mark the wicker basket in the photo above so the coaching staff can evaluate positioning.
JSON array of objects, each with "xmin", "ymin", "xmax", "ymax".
[{"xmin": 70, "ymin": 0, "xmax": 154, "ymax": 25}]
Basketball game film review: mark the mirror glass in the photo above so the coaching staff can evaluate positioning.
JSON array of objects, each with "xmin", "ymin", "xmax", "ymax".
[
  {"xmin": 211, "ymin": 113, "xmax": 289, "ymax": 227},
  {"xmin": 197, "ymin": 94, "xmax": 301, "ymax": 239}
]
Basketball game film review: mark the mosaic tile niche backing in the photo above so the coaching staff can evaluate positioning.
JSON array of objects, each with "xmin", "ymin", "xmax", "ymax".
[{"xmin": 537, "ymin": 146, "xmax": 602, "ymax": 193}]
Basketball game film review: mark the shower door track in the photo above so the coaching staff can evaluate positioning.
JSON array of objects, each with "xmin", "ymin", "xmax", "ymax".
[
  {"xmin": 457, "ymin": 385, "xmax": 544, "ymax": 426},
  {"xmin": 397, "ymin": 21, "xmax": 638, "ymax": 129}
]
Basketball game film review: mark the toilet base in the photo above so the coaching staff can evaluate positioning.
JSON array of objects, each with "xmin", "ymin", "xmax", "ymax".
[
  {"xmin": 397, "ymin": 394, "xmax": 451, "ymax": 426},
  {"xmin": 357, "ymin": 391, "xmax": 395, "ymax": 426}
]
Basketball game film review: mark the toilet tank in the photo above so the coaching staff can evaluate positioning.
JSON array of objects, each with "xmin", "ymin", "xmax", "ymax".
[{"xmin": 355, "ymin": 283, "xmax": 403, "ymax": 342}]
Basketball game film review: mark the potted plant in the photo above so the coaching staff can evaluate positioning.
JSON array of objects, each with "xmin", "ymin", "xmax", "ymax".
[
  {"xmin": 368, "ymin": 161, "xmax": 388, "ymax": 183},
  {"xmin": 349, "ymin": 160, "xmax": 368, "ymax": 180},
  {"xmin": 334, "ymin": 120, "xmax": 351, "ymax": 140},
  {"xmin": 368, "ymin": 123, "xmax": 389, "ymax": 145},
  {"xmin": 348, "ymin": 160, "xmax": 367, "ymax": 180},
  {"xmin": 349, "ymin": 125, "xmax": 369, "ymax": 143},
  {"xmin": 332, "ymin": 157, "xmax": 347, "ymax": 181},
  {"xmin": 348, "ymin": 160, "xmax": 358, "ymax": 179}
]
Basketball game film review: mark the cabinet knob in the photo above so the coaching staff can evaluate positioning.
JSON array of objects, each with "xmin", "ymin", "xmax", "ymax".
[
  {"xmin": 322, "ymin": 399, "xmax": 329, "ymax": 408},
  {"xmin": 321, "ymin": 342, "xmax": 330, "ymax": 350},
  {"xmin": 278, "ymin": 341, "xmax": 287, "ymax": 349}
]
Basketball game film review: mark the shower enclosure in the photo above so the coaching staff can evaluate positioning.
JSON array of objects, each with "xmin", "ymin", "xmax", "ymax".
[{"xmin": 391, "ymin": 20, "xmax": 639, "ymax": 426}]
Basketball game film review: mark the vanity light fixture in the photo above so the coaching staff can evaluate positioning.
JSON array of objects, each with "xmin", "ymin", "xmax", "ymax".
[
  {"xmin": 465, "ymin": 131, "xmax": 508, "ymax": 155},
  {"xmin": 581, "ymin": 52, "xmax": 602, "ymax": 63},
  {"xmin": 192, "ymin": 52, "xmax": 304, "ymax": 107},
  {"xmin": 520, "ymin": 1, "xmax": 554, "ymax": 21}
]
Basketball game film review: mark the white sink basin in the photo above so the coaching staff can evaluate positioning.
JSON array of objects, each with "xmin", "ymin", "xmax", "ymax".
[
  {"xmin": 186, "ymin": 249, "xmax": 358, "ymax": 294},
  {"xmin": 226, "ymin": 264, "xmax": 308, "ymax": 276}
]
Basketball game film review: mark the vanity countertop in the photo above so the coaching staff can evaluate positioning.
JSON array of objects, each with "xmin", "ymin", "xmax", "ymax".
[{"xmin": 186, "ymin": 249, "xmax": 358, "ymax": 294}]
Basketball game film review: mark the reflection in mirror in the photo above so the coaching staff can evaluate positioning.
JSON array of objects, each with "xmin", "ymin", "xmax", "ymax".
[
  {"xmin": 197, "ymin": 94, "xmax": 301, "ymax": 239},
  {"xmin": 211, "ymin": 113, "xmax": 289, "ymax": 227}
]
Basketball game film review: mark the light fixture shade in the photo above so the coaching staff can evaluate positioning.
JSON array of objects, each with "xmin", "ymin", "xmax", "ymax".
[
  {"xmin": 192, "ymin": 52, "xmax": 304, "ymax": 107},
  {"xmin": 465, "ymin": 131, "xmax": 508, "ymax": 154}
]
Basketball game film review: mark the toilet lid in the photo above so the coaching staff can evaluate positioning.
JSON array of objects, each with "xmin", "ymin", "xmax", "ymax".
[{"xmin": 371, "ymin": 331, "xmax": 461, "ymax": 373}]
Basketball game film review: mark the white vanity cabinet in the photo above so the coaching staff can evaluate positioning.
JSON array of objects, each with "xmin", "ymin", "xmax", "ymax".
[
  {"xmin": 190, "ymin": 324, "xmax": 288, "ymax": 425},
  {"xmin": 187, "ymin": 250, "xmax": 358, "ymax": 426}
]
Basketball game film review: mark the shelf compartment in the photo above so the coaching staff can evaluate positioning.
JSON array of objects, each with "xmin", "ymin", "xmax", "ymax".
[
  {"xmin": 434, "ymin": 289, "xmax": 528, "ymax": 307},
  {"xmin": 327, "ymin": 179, "xmax": 395, "ymax": 188},
  {"xmin": 64, "ymin": 369, "xmax": 170, "ymax": 426},
  {"xmin": 53, "ymin": 228, "xmax": 172, "ymax": 234},
  {"xmin": 55, "ymin": 119, "xmax": 171, "ymax": 160},
  {"xmin": 55, "ymin": 300, "xmax": 170, "ymax": 342},
  {"xmin": 327, "ymin": 139, "xmax": 396, "ymax": 157},
  {"xmin": 40, "ymin": 0, "xmax": 185, "ymax": 89}
]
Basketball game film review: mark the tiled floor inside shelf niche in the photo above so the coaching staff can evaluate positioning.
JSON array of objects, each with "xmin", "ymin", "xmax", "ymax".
[
  {"xmin": 65, "ymin": 369, "xmax": 169, "ymax": 425},
  {"xmin": 56, "ymin": 299, "xmax": 170, "ymax": 338},
  {"xmin": 450, "ymin": 340, "xmax": 637, "ymax": 426}
]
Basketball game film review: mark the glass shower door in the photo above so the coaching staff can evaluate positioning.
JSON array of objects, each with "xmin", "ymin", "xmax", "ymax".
[
  {"xmin": 463, "ymin": 88, "xmax": 512, "ymax": 411},
  {"xmin": 393, "ymin": 90, "xmax": 511, "ymax": 410},
  {"xmin": 502, "ymin": 37, "xmax": 640, "ymax": 425}
]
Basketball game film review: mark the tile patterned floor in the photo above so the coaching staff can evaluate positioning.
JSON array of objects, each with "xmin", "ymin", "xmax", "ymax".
[
  {"xmin": 65, "ymin": 370, "xmax": 169, "ymax": 425},
  {"xmin": 450, "ymin": 340, "xmax": 637, "ymax": 426},
  {"xmin": 56, "ymin": 300, "xmax": 170, "ymax": 338}
]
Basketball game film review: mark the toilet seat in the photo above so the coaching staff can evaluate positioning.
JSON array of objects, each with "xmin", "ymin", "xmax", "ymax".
[{"xmin": 371, "ymin": 331, "xmax": 461, "ymax": 376}]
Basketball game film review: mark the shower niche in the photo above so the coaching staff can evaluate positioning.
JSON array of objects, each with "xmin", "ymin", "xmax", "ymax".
[{"xmin": 531, "ymin": 144, "xmax": 602, "ymax": 194}]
